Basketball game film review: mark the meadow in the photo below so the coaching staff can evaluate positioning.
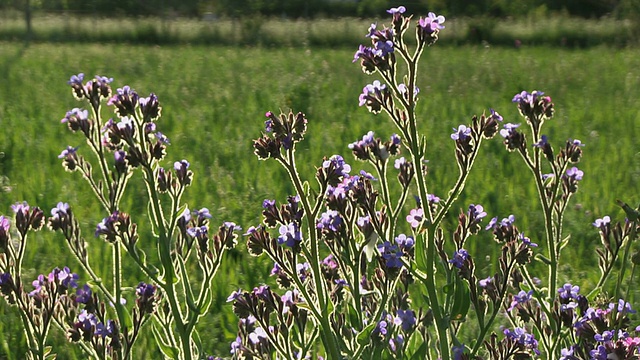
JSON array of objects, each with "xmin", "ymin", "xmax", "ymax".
[{"xmin": 0, "ymin": 39, "xmax": 639, "ymax": 357}]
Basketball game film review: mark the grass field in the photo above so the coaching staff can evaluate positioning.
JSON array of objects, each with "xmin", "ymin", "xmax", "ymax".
[
  {"xmin": 0, "ymin": 13, "xmax": 638, "ymax": 47},
  {"xmin": 0, "ymin": 40, "xmax": 639, "ymax": 357}
]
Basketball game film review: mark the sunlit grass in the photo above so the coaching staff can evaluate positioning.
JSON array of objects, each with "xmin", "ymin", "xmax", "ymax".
[{"xmin": 0, "ymin": 42, "xmax": 638, "ymax": 356}]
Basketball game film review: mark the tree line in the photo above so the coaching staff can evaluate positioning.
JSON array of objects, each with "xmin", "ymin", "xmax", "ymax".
[{"xmin": 1, "ymin": 0, "xmax": 638, "ymax": 20}]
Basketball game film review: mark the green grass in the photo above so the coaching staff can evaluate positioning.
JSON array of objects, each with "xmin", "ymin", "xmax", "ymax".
[
  {"xmin": 0, "ymin": 13, "xmax": 638, "ymax": 47},
  {"xmin": 0, "ymin": 42, "xmax": 639, "ymax": 357}
]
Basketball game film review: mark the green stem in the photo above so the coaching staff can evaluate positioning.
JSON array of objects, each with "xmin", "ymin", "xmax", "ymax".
[
  {"xmin": 143, "ymin": 166, "xmax": 191, "ymax": 360},
  {"xmin": 282, "ymin": 149, "xmax": 341, "ymax": 359}
]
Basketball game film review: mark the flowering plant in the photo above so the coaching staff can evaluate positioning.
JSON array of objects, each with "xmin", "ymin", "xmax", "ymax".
[
  {"xmin": 229, "ymin": 6, "xmax": 640, "ymax": 360},
  {"xmin": 0, "ymin": 5, "xmax": 638, "ymax": 360},
  {"xmin": 0, "ymin": 74, "xmax": 240, "ymax": 359}
]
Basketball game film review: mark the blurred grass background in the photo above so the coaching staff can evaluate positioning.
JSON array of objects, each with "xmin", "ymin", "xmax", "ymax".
[{"xmin": 0, "ymin": 14, "xmax": 639, "ymax": 358}]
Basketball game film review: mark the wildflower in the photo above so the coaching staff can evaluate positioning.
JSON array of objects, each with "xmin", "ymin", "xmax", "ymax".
[
  {"xmin": 387, "ymin": 6, "xmax": 406, "ymax": 14},
  {"xmin": 594, "ymin": 330, "xmax": 614, "ymax": 342},
  {"xmin": 358, "ymin": 80, "xmax": 390, "ymax": 114},
  {"xmin": 398, "ymin": 83, "xmax": 419, "ymax": 102},
  {"xmin": 589, "ymin": 344, "xmax": 608, "ymax": 360},
  {"xmin": 565, "ymin": 166, "xmax": 583, "ymax": 181},
  {"xmin": 377, "ymin": 241, "xmax": 403, "ymax": 268},
  {"xmin": 139, "ymin": 93, "xmax": 161, "ymax": 121},
  {"xmin": 449, "ymin": 249, "xmax": 469, "ymax": 269},
  {"xmin": 395, "ymin": 234, "xmax": 414, "ymax": 252},
  {"xmin": 503, "ymin": 327, "xmax": 540, "ymax": 355},
  {"xmin": 518, "ymin": 233, "xmax": 538, "ymax": 247},
  {"xmin": 174, "ymin": 159, "xmax": 192, "ymax": 186},
  {"xmin": 593, "ymin": 216, "xmax": 610, "ymax": 230},
  {"xmin": 394, "ymin": 309, "xmax": 416, "ymax": 331},
  {"xmin": 467, "ymin": 204, "xmax": 487, "ymax": 224},
  {"xmin": 558, "ymin": 283, "xmax": 580, "ymax": 301},
  {"xmin": 508, "ymin": 290, "xmax": 533, "ymax": 312},
  {"xmin": 316, "ymin": 210, "xmax": 342, "ymax": 233},
  {"xmin": 479, "ymin": 276, "xmax": 493, "ymax": 288},
  {"xmin": 95, "ymin": 212, "xmax": 119, "ymax": 242},
  {"xmin": 136, "ymin": 282, "xmax": 158, "ymax": 315},
  {"xmin": 278, "ymin": 222, "xmax": 302, "ymax": 248},
  {"xmin": 451, "ymin": 125, "xmax": 472, "ymax": 141},
  {"xmin": 54, "ymin": 267, "xmax": 80, "ymax": 289},
  {"xmin": 75, "ymin": 284, "xmax": 92, "ymax": 304},
  {"xmin": 406, "ymin": 208, "xmax": 424, "ymax": 229},
  {"xmin": 418, "ymin": 12, "xmax": 446, "ymax": 34}
]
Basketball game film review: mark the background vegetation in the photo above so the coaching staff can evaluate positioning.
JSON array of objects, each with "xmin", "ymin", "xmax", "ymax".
[{"xmin": 0, "ymin": 3, "xmax": 638, "ymax": 357}]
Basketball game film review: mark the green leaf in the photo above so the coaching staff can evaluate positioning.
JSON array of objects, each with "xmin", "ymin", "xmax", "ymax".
[
  {"xmin": 415, "ymin": 232, "xmax": 428, "ymax": 272},
  {"xmin": 407, "ymin": 332, "xmax": 428, "ymax": 358},
  {"xmin": 152, "ymin": 320, "xmax": 180, "ymax": 359},
  {"xmin": 356, "ymin": 322, "xmax": 377, "ymax": 346},
  {"xmin": 450, "ymin": 277, "xmax": 471, "ymax": 321},
  {"xmin": 198, "ymin": 289, "xmax": 213, "ymax": 314},
  {"xmin": 121, "ymin": 304, "xmax": 134, "ymax": 330}
]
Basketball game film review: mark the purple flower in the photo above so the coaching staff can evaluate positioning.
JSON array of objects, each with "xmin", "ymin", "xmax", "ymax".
[
  {"xmin": 489, "ymin": 108, "xmax": 503, "ymax": 122},
  {"xmin": 55, "ymin": 267, "xmax": 79, "ymax": 289},
  {"xmin": 593, "ymin": 216, "xmax": 610, "ymax": 229},
  {"xmin": 518, "ymin": 233, "xmax": 538, "ymax": 247},
  {"xmin": 387, "ymin": 6, "xmax": 406, "ymax": 14},
  {"xmin": 154, "ymin": 132, "xmax": 170, "ymax": 145},
  {"xmin": 398, "ymin": 83, "xmax": 419, "ymax": 99},
  {"xmin": 374, "ymin": 40, "xmax": 394, "ymax": 57},
  {"xmin": 193, "ymin": 207, "xmax": 212, "ymax": 221},
  {"xmin": 77, "ymin": 309, "xmax": 98, "ymax": 332},
  {"xmin": 316, "ymin": 210, "xmax": 342, "ymax": 232},
  {"xmin": 227, "ymin": 289, "xmax": 243, "ymax": 303},
  {"xmin": 427, "ymin": 194, "xmax": 440, "ymax": 204},
  {"xmin": 373, "ymin": 319, "xmax": 388, "ymax": 336},
  {"xmin": 248, "ymin": 327, "xmax": 268, "ymax": 345},
  {"xmin": 533, "ymin": 135, "xmax": 549, "ymax": 148},
  {"xmin": 278, "ymin": 222, "xmax": 302, "ymax": 247},
  {"xmin": 230, "ymin": 336, "xmax": 242, "ymax": 354},
  {"xmin": 394, "ymin": 309, "xmax": 416, "ymax": 331},
  {"xmin": 76, "ymin": 284, "xmax": 92, "ymax": 304},
  {"xmin": 68, "ymin": 73, "xmax": 85, "ymax": 86},
  {"xmin": 570, "ymin": 139, "xmax": 585, "ymax": 147},
  {"xmin": 95, "ymin": 320, "xmax": 116, "ymax": 338},
  {"xmin": 512, "ymin": 90, "xmax": 543, "ymax": 107},
  {"xmin": 406, "ymin": 208, "xmax": 424, "ymax": 228},
  {"xmin": 479, "ymin": 276, "xmax": 493, "ymax": 288},
  {"xmin": 29, "ymin": 274, "xmax": 46, "ymax": 297},
  {"xmin": 418, "ymin": 12, "xmax": 446, "ymax": 33},
  {"xmin": 557, "ymin": 283, "xmax": 580, "ymax": 300},
  {"xmin": 508, "ymin": 290, "xmax": 533, "ymax": 311},
  {"xmin": 359, "ymin": 80, "xmax": 387, "ymax": 108},
  {"xmin": 377, "ymin": 241, "xmax": 403, "ymax": 268},
  {"xmin": 394, "ymin": 157, "xmax": 407, "ymax": 169},
  {"xmin": 136, "ymin": 282, "xmax": 156, "ymax": 298},
  {"xmin": 589, "ymin": 344, "xmax": 608, "ymax": 360},
  {"xmin": 565, "ymin": 166, "xmax": 583, "ymax": 180},
  {"xmin": 451, "ymin": 125, "xmax": 471, "ymax": 141},
  {"xmin": 449, "ymin": 249, "xmax": 469, "ymax": 269},
  {"xmin": 503, "ymin": 327, "xmax": 540, "ymax": 354},
  {"xmin": 395, "ymin": 234, "xmax": 414, "ymax": 251},
  {"xmin": 468, "ymin": 204, "xmax": 487, "ymax": 222},
  {"xmin": 594, "ymin": 330, "xmax": 614, "ymax": 342},
  {"xmin": 499, "ymin": 123, "xmax": 521, "ymax": 138},
  {"xmin": 349, "ymin": 131, "xmax": 375, "ymax": 148},
  {"xmin": 58, "ymin": 145, "xmax": 79, "ymax": 159},
  {"xmin": 616, "ymin": 299, "xmax": 636, "ymax": 314},
  {"xmin": 353, "ymin": 44, "xmax": 376, "ymax": 63},
  {"xmin": 186, "ymin": 225, "xmax": 207, "ymax": 239},
  {"xmin": 322, "ymin": 155, "xmax": 351, "ymax": 178}
]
